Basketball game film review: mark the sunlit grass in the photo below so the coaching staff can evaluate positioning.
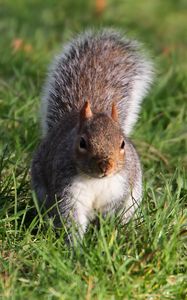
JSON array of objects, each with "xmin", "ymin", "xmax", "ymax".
[{"xmin": 0, "ymin": 0, "xmax": 187, "ymax": 299}]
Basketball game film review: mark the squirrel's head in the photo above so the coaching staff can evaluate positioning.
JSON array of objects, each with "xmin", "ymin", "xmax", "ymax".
[{"xmin": 73, "ymin": 101, "xmax": 125, "ymax": 178}]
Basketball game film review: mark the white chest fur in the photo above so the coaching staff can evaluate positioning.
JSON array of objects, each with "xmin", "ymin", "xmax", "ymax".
[{"xmin": 69, "ymin": 173, "xmax": 128, "ymax": 231}]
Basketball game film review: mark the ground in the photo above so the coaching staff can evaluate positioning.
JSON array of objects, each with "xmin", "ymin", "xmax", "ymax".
[{"xmin": 0, "ymin": 0, "xmax": 187, "ymax": 299}]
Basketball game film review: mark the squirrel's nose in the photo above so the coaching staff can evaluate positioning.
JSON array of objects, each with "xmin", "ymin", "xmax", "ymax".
[{"xmin": 98, "ymin": 159, "xmax": 114, "ymax": 175}]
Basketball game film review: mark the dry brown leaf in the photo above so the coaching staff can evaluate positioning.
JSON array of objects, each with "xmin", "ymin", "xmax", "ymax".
[
  {"xmin": 95, "ymin": 0, "xmax": 107, "ymax": 15},
  {"xmin": 12, "ymin": 38, "xmax": 23, "ymax": 52},
  {"xmin": 11, "ymin": 38, "xmax": 33, "ymax": 53}
]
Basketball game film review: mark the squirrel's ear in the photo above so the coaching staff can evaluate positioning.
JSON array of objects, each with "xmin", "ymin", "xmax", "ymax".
[
  {"xmin": 111, "ymin": 102, "xmax": 118, "ymax": 122},
  {"xmin": 80, "ymin": 101, "xmax": 93, "ymax": 120}
]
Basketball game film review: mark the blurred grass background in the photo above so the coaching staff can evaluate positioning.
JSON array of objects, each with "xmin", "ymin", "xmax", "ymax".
[{"xmin": 0, "ymin": 0, "xmax": 187, "ymax": 299}]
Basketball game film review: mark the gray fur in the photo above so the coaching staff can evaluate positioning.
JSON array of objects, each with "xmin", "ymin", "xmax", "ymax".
[
  {"xmin": 31, "ymin": 29, "xmax": 153, "ymax": 241},
  {"xmin": 41, "ymin": 29, "xmax": 153, "ymax": 136}
]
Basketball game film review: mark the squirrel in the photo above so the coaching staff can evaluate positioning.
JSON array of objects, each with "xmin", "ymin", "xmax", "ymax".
[{"xmin": 31, "ymin": 29, "xmax": 153, "ymax": 242}]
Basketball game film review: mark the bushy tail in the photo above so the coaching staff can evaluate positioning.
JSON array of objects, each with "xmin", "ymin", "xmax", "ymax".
[{"xmin": 41, "ymin": 29, "xmax": 154, "ymax": 137}]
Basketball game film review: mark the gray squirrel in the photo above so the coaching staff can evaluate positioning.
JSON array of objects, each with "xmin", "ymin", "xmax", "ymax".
[{"xmin": 31, "ymin": 29, "xmax": 153, "ymax": 241}]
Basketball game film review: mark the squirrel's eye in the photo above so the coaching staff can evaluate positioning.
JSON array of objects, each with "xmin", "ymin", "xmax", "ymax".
[
  {"xmin": 79, "ymin": 137, "xmax": 87, "ymax": 149},
  {"xmin": 120, "ymin": 140, "xmax": 125, "ymax": 149}
]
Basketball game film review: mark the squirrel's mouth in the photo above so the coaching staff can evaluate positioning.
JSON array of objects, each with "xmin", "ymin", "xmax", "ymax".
[
  {"xmin": 98, "ymin": 174, "xmax": 107, "ymax": 178},
  {"xmin": 79, "ymin": 168, "xmax": 115, "ymax": 179},
  {"xmin": 98, "ymin": 172, "xmax": 113, "ymax": 178}
]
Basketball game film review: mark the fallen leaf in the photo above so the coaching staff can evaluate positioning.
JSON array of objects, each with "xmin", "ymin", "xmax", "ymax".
[
  {"xmin": 12, "ymin": 38, "xmax": 23, "ymax": 52},
  {"xmin": 167, "ymin": 275, "xmax": 177, "ymax": 285},
  {"xmin": 11, "ymin": 38, "xmax": 33, "ymax": 54},
  {"xmin": 95, "ymin": 0, "xmax": 107, "ymax": 16}
]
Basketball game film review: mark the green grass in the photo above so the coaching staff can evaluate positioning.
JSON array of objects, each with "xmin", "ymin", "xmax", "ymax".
[{"xmin": 0, "ymin": 0, "xmax": 187, "ymax": 299}]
